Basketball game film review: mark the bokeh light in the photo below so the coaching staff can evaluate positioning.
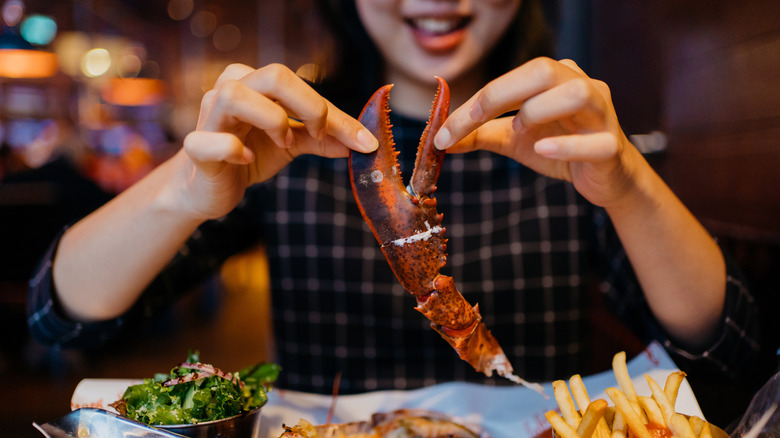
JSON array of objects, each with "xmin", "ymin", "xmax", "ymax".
[
  {"xmin": 102, "ymin": 77, "xmax": 166, "ymax": 107},
  {"xmin": 2, "ymin": 0, "xmax": 23, "ymax": 26},
  {"xmin": 167, "ymin": 0, "xmax": 193, "ymax": 21},
  {"xmin": 53, "ymin": 31, "xmax": 90, "ymax": 76},
  {"xmin": 141, "ymin": 60, "xmax": 161, "ymax": 79},
  {"xmin": 190, "ymin": 10, "xmax": 217, "ymax": 38},
  {"xmin": 0, "ymin": 49, "xmax": 58, "ymax": 78},
  {"xmin": 212, "ymin": 24, "xmax": 240, "ymax": 52},
  {"xmin": 118, "ymin": 54, "xmax": 142, "ymax": 78},
  {"xmin": 118, "ymin": 43, "xmax": 146, "ymax": 78},
  {"xmin": 82, "ymin": 48, "xmax": 112, "ymax": 77},
  {"xmin": 20, "ymin": 14, "xmax": 58, "ymax": 46}
]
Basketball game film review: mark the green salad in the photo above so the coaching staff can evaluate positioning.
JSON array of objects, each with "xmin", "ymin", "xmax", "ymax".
[{"xmin": 110, "ymin": 351, "xmax": 281, "ymax": 426}]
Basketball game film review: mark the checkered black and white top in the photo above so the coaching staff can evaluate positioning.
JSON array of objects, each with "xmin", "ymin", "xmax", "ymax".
[{"xmin": 27, "ymin": 112, "xmax": 760, "ymax": 395}]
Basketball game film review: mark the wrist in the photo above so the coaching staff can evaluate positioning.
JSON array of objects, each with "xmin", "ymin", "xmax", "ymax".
[
  {"xmin": 151, "ymin": 150, "xmax": 210, "ymax": 227},
  {"xmin": 601, "ymin": 145, "xmax": 662, "ymax": 218}
]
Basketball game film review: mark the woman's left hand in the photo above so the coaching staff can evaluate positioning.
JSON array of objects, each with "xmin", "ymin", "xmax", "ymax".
[
  {"xmin": 436, "ymin": 58, "xmax": 730, "ymax": 348},
  {"xmin": 434, "ymin": 57, "xmax": 641, "ymax": 209}
]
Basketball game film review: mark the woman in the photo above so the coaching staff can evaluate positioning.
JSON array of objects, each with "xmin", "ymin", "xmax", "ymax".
[{"xmin": 28, "ymin": 0, "xmax": 759, "ymax": 395}]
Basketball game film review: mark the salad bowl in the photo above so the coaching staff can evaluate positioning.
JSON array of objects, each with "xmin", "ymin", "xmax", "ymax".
[
  {"xmin": 58, "ymin": 352, "xmax": 279, "ymax": 438},
  {"xmin": 34, "ymin": 406, "xmax": 261, "ymax": 438},
  {"xmin": 156, "ymin": 405, "xmax": 262, "ymax": 437}
]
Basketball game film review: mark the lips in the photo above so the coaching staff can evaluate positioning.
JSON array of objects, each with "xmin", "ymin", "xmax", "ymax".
[{"xmin": 406, "ymin": 16, "xmax": 470, "ymax": 52}]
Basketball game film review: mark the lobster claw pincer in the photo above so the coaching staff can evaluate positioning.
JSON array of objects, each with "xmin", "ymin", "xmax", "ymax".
[
  {"xmin": 348, "ymin": 78, "xmax": 448, "ymax": 297},
  {"xmin": 349, "ymin": 77, "xmax": 543, "ymax": 394}
]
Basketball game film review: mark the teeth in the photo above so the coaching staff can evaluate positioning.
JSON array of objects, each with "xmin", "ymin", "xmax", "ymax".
[{"xmin": 412, "ymin": 18, "xmax": 460, "ymax": 35}]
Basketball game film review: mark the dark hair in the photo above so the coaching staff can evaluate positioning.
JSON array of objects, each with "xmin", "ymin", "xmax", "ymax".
[{"xmin": 314, "ymin": 0, "xmax": 554, "ymax": 116}]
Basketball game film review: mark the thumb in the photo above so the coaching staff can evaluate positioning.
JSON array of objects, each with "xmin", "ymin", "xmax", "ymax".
[{"xmin": 183, "ymin": 131, "xmax": 255, "ymax": 176}]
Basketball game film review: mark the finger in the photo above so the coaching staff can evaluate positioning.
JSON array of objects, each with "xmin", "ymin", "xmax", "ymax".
[
  {"xmin": 322, "ymin": 100, "xmax": 378, "ymax": 152},
  {"xmin": 443, "ymin": 118, "xmax": 513, "ymax": 155},
  {"xmin": 443, "ymin": 118, "xmax": 560, "ymax": 176},
  {"xmin": 558, "ymin": 60, "xmax": 613, "ymax": 105},
  {"xmin": 436, "ymin": 57, "xmax": 578, "ymax": 149},
  {"xmin": 197, "ymin": 63, "xmax": 278, "ymax": 133},
  {"xmin": 196, "ymin": 89, "xmax": 217, "ymax": 130},
  {"xmin": 239, "ymin": 64, "xmax": 327, "ymax": 140},
  {"xmin": 202, "ymin": 79, "xmax": 294, "ymax": 149},
  {"xmin": 288, "ymin": 126, "xmax": 354, "ymax": 159},
  {"xmin": 196, "ymin": 63, "xmax": 256, "ymax": 129},
  {"xmin": 214, "ymin": 63, "xmax": 256, "ymax": 87},
  {"xmin": 534, "ymin": 132, "xmax": 620, "ymax": 162},
  {"xmin": 183, "ymin": 131, "xmax": 254, "ymax": 176},
  {"xmin": 515, "ymin": 77, "xmax": 607, "ymax": 132},
  {"xmin": 240, "ymin": 64, "xmax": 377, "ymax": 152},
  {"xmin": 285, "ymin": 113, "xmax": 373, "ymax": 157},
  {"xmin": 559, "ymin": 58, "xmax": 586, "ymax": 75}
]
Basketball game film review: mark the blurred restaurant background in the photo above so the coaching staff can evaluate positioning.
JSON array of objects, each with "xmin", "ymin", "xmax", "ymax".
[{"xmin": 1, "ymin": 0, "xmax": 779, "ymax": 436}]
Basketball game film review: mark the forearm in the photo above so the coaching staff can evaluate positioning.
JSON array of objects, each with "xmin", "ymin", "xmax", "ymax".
[
  {"xmin": 53, "ymin": 151, "xmax": 204, "ymax": 322},
  {"xmin": 605, "ymin": 148, "xmax": 726, "ymax": 350}
]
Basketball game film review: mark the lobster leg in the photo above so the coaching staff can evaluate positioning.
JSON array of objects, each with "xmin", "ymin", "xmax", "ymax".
[{"xmin": 349, "ymin": 77, "xmax": 543, "ymax": 394}]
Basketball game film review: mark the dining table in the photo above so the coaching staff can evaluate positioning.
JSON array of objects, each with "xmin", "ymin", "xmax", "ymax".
[{"xmin": 62, "ymin": 341, "xmax": 709, "ymax": 438}]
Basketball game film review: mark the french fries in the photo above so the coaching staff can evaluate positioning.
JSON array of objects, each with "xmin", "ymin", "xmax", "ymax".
[
  {"xmin": 553, "ymin": 380, "xmax": 582, "ymax": 428},
  {"xmin": 569, "ymin": 374, "xmax": 611, "ymax": 438},
  {"xmin": 638, "ymin": 395, "xmax": 665, "ymax": 426},
  {"xmin": 577, "ymin": 400, "xmax": 608, "ymax": 438},
  {"xmin": 545, "ymin": 351, "xmax": 723, "ymax": 438},
  {"xmin": 612, "ymin": 352, "xmax": 638, "ymax": 401},
  {"xmin": 606, "ymin": 387, "xmax": 652, "ymax": 438}
]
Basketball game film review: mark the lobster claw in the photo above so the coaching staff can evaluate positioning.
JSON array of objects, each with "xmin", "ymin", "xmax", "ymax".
[
  {"xmin": 349, "ymin": 77, "xmax": 544, "ymax": 394},
  {"xmin": 348, "ymin": 78, "xmax": 448, "ymax": 296}
]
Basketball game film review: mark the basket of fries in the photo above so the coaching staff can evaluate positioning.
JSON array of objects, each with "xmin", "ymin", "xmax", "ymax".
[{"xmin": 545, "ymin": 352, "xmax": 728, "ymax": 438}]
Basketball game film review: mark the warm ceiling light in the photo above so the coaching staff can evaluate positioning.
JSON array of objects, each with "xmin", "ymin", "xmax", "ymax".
[
  {"xmin": 0, "ymin": 31, "xmax": 58, "ymax": 78},
  {"xmin": 101, "ymin": 77, "xmax": 166, "ymax": 106},
  {"xmin": 0, "ymin": 48, "xmax": 58, "ymax": 78}
]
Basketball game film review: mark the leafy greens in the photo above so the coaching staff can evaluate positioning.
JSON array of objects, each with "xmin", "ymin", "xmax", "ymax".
[{"xmin": 113, "ymin": 351, "xmax": 281, "ymax": 426}]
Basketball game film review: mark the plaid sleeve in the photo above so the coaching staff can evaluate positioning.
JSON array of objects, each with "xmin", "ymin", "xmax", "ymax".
[
  {"xmin": 657, "ymin": 250, "xmax": 760, "ymax": 378},
  {"xmin": 594, "ymin": 209, "xmax": 761, "ymax": 378},
  {"xmin": 26, "ymin": 194, "xmax": 265, "ymax": 349},
  {"xmin": 26, "ymin": 226, "xmax": 131, "ymax": 349}
]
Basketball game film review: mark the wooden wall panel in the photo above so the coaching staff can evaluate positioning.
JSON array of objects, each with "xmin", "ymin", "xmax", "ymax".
[
  {"xmin": 658, "ymin": 128, "xmax": 780, "ymax": 234},
  {"xmin": 654, "ymin": 0, "xmax": 780, "ymax": 236},
  {"xmin": 588, "ymin": 0, "xmax": 664, "ymax": 136},
  {"xmin": 663, "ymin": 35, "xmax": 780, "ymax": 130}
]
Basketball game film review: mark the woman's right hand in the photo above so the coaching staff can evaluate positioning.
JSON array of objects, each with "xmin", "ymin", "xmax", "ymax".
[
  {"xmin": 51, "ymin": 62, "xmax": 379, "ymax": 322},
  {"xmin": 176, "ymin": 63, "xmax": 377, "ymax": 221}
]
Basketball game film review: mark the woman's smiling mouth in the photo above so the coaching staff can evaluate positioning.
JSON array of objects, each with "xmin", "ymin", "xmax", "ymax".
[{"xmin": 406, "ymin": 16, "xmax": 471, "ymax": 52}]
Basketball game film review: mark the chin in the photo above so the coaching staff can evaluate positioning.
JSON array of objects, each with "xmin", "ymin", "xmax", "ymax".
[{"xmin": 405, "ymin": 58, "xmax": 468, "ymax": 84}]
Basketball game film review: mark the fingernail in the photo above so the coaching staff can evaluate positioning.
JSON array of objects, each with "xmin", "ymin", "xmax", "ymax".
[
  {"xmin": 469, "ymin": 101, "xmax": 484, "ymax": 121},
  {"xmin": 535, "ymin": 140, "xmax": 558, "ymax": 157},
  {"xmin": 357, "ymin": 128, "xmax": 377, "ymax": 152},
  {"xmin": 285, "ymin": 129, "xmax": 295, "ymax": 148},
  {"xmin": 512, "ymin": 115, "xmax": 524, "ymax": 132},
  {"xmin": 243, "ymin": 147, "xmax": 256, "ymax": 163},
  {"xmin": 434, "ymin": 128, "xmax": 451, "ymax": 150}
]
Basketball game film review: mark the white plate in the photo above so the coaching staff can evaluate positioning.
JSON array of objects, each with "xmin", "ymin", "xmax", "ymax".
[{"xmin": 72, "ymin": 341, "xmax": 703, "ymax": 438}]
